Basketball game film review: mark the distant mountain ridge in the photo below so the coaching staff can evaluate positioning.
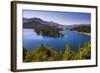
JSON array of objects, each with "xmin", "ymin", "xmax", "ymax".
[
  {"xmin": 23, "ymin": 17, "xmax": 63, "ymax": 28},
  {"xmin": 23, "ymin": 17, "xmax": 90, "ymax": 29},
  {"xmin": 23, "ymin": 17, "xmax": 90, "ymax": 35}
]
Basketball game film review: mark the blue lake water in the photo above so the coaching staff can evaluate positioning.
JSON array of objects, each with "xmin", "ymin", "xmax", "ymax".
[{"xmin": 23, "ymin": 29, "xmax": 90, "ymax": 53}]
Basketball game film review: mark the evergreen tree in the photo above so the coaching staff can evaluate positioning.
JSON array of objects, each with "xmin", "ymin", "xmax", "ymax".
[
  {"xmin": 74, "ymin": 42, "xmax": 91, "ymax": 60},
  {"xmin": 63, "ymin": 43, "xmax": 73, "ymax": 60}
]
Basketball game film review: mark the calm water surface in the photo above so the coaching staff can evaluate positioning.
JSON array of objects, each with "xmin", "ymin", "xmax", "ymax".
[{"xmin": 23, "ymin": 29, "xmax": 90, "ymax": 53}]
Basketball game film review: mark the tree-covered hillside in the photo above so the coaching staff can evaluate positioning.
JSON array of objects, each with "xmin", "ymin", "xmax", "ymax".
[
  {"xmin": 23, "ymin": 42, "xmax": 91, "ymax": 62},
  {"xmin": 70, "ymin": 25, "xmax": 91, "ymax": 33}
]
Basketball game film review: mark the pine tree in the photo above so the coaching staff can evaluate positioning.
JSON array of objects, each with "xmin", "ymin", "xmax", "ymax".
[{"xmin": 63, "ymin": 43, "xmax": 73, "ymax": 60}]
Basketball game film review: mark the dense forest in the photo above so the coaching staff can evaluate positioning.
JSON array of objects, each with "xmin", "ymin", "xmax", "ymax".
[
  {"xmin": 66, "ymin": 25, "xmax": 91, "ymax": 33},
  {"xmin": 23, "ymin": 42, "xmax": 91, "ymax": 62}
]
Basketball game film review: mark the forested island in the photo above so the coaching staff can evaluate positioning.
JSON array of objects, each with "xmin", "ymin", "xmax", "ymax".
[
  {"xmin": 23, "ymin": 42, "xmax": 91, "ymax": 62},
  {"xmin": 23, "ymin": 18, "xmax": 64, "ymax": 37}
]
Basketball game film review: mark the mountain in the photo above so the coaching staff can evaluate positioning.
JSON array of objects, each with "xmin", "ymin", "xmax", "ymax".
[
  {"xmin": 63, "ymin": 24, "xmax": 80, "ymax": 29},
  {"xmin": 63, "ymin": 24, "xmax": 90, "ymax": 28},
  {"xmin": 23, "ymin": 17, "xmax": 64, "ymax": 37},
  {"xmin": 23, "ymin": 17, "xmax": 63, "ymax": 28}
]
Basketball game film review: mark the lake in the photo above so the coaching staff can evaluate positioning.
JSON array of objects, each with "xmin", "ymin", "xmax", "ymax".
[{"xmin": 23, "ymin": 29, "xmax": 90, "ymax": 54}]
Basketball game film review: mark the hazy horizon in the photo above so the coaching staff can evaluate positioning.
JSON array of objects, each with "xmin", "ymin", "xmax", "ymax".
[{"xmin": 23, "ymin": 10, "xmax": 91, "ymax": 25}]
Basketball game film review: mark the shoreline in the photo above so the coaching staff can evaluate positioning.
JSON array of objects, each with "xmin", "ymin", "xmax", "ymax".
[
  {"xmin": 78, "ymin": 32, "xmax": 91, "ymax": 36},
  {"xmin": 64, "ymin": 29, "xmax": 91, "ymax": 36}
]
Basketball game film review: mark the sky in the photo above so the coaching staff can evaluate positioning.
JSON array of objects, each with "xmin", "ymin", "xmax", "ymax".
[{"xmin": 23, "ymin": 10, "xmax": 91, "ymax": 25}]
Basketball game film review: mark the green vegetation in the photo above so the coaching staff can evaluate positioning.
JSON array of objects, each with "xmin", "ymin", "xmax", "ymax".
[
  {"xmin": 65, "ymin": 25, "xmax": 91, "ymax": 35},
  {"xmin": 23, "ymin": 42, "xmax": 91, "ymax": 62},
  {"xmin": 62, "ymin": 43, "xmax": 74, "ymax": 60},
  {"xmin": 70, "ymin": 25, "xmax": 90, "ymax": 33},
  {"xmin": 24, "ymin": 19, "xmax": 64, "ymax": 37},
  {"xmin": 34, "ymin": 25, "xmax": 64, "ymax": 37},
  {"xmin": 73, "ymin": 42, "xmax": 91, "ymax": 60},
  {"xmin": 23, "ymin": 44, "xmax": 62, "ymax": 62}
]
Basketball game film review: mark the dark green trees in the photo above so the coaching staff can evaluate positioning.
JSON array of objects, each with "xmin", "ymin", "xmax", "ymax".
[
  {"xmin": 73, "ymin": 42, "xmax": 91, "ymax": 60},
  {"xmin": 70, "ymin": 25, "xmax": 91, "ymax": 33},
  {"xmin": 23, "ymin": 42, "xmax": 91, "ymax": 62},
  {"xmin": 62, "ymin": 42, "xmax": 91, "ymax": 60},
  {"xmin": 23, "ymin": 44, "xmax": 62, "ymax": 62},
  {"xmin": 34, "ymin": 25, "xmax": 64, "ymax": 37}
]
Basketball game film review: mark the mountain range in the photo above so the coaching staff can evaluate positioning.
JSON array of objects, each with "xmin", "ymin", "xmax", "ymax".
[
  {"xmin": 23, "ymin": 17, "xmax": 90, "ymax": 35},
  {"xmin": 23, "ymin": 17, "xmax": 63, "ymax": 29},
  {"xmin": 23, "ymin": 17, "xmax": 90, "ymax": 28}
]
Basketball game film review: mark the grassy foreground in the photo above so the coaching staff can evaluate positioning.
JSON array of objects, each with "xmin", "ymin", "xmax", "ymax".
[{"xmin": 23, "ymin": 42, "xmax": 91, "ymax": 62}]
